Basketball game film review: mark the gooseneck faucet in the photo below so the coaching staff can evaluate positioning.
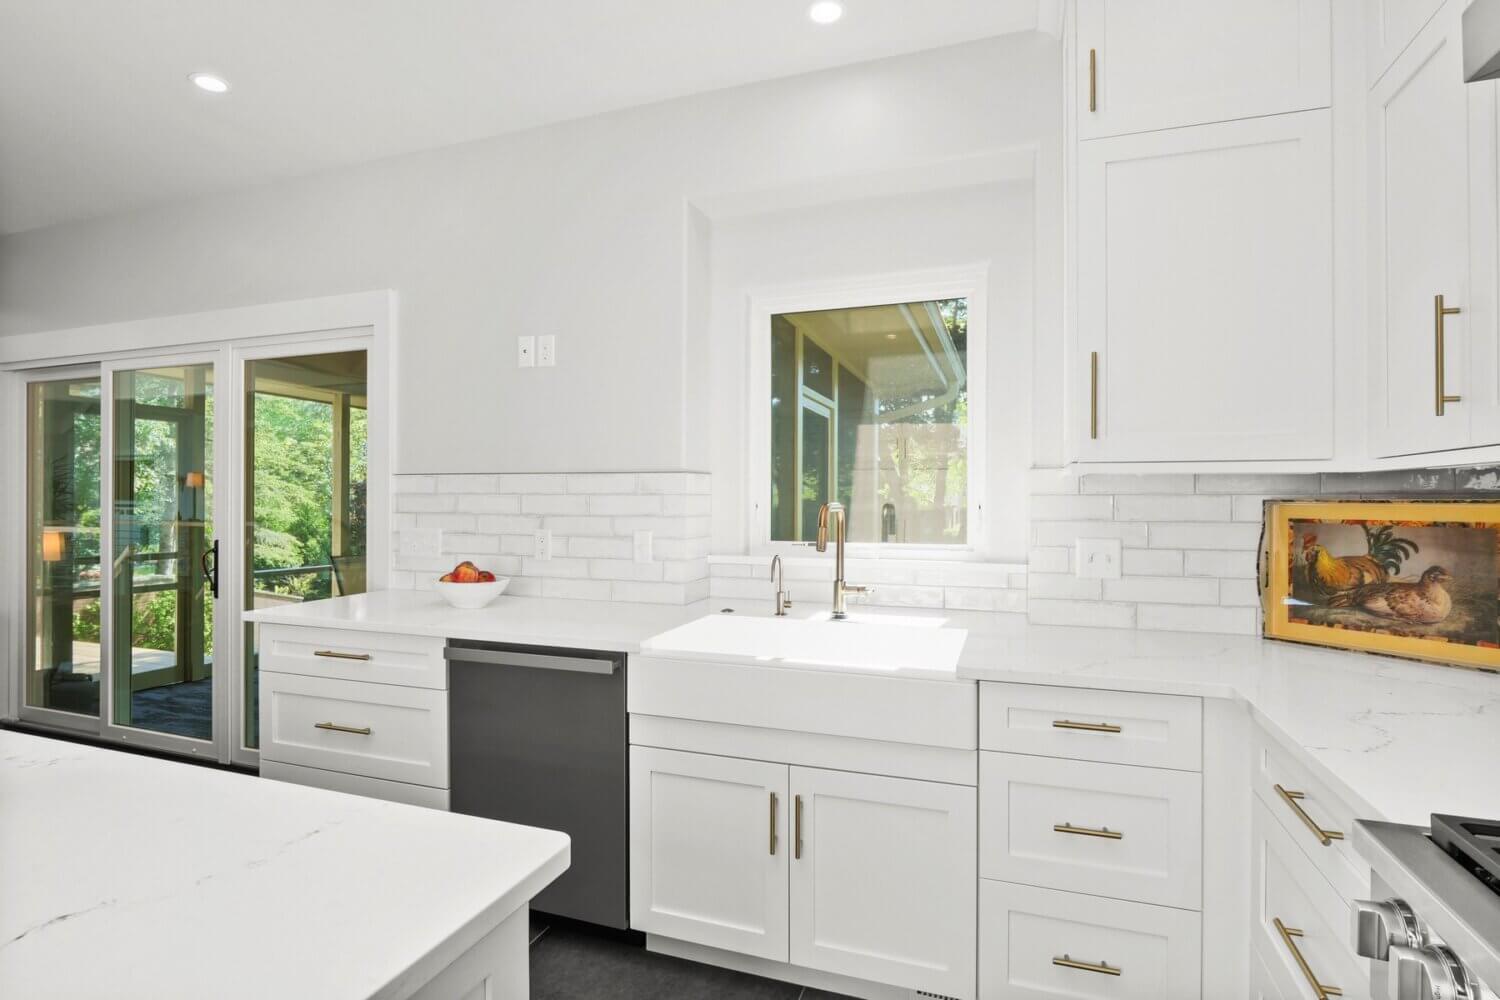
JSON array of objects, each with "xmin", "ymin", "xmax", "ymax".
[{"xmin": 816, "ymin": 501, "xmax": 871, "ymax": 619}]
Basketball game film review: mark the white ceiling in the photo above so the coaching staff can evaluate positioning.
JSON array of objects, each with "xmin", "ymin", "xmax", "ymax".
[{"xmin": 0, "ymin": 1, "xmax": 1044, "ymax": 235}]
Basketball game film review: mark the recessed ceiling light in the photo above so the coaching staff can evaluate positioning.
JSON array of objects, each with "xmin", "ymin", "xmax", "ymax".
[
  {"xmin": 808, "ymin": 2, "xmax": 843, "ymax": 25},
  {"xmin": 189, "ymin": 73, "xmax": 230, "ymax": 94}
]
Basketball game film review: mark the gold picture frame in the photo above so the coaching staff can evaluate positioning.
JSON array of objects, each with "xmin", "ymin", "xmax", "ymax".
[{"xmin": 1262, "ymin": 499, "xmax": 1500, "ymax": 672}]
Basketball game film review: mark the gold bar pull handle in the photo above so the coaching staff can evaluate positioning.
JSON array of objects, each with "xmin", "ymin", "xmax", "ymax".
[
  {"xmin": 1274, "ymin": 784, "xmax": 1343, "ymax": 846},
  {"xmin": 1274, "ymin": 919, "xmax": 1343, "ymax": 999},
  {"xmin": 794, "ymin": 794, "xmax": 804, "ymax": 860},
  {"xmin": 1053, "ymin": 718, "xmax": 1121, "ymax": 734},
  {"xmin": 1436, "ymin": 293, "xmax": 1462, "ymax": 416},
  {"xmin": 768, "ymin": 792, "xmax": 778, "ymax": 856},
  {"xmin": 1089, "ymin": 351, "xmax": 1099, "ymax": 439},
  {"xmin": 1088, "ymin": 49, "xmax": 1098, "ymax": 112},
  {"xmin": 314, "ymin": 721, "xmax": 372, "ymax": 735},
  {"xmin": 1054, "ymin": 822, "xmax": 1124, "ymax": 840},
  {"xmin": 1054, "ymin": 954, "xmax": 1120, "ymax": 977},
  {"xmin": 314, "ymin": 649, "xmax": 372, "ymax": 661}
]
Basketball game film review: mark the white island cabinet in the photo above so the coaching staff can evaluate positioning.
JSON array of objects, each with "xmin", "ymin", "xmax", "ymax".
[{"xmin": 0, "ymin": 730, "xmax": 568, "ymax": 1000}]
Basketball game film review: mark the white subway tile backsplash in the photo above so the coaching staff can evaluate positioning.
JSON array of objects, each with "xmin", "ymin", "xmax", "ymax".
[
  {"xmin": 1183, "ymin": 549, "xmax": 1257, "ymax": 578},
  {"xmin": 495, "ymin": 474, "xmax": 568, "ymax": 494},
  {"xmin": 522, "ymin": 494, "xmax": 589, "ymax": 515},
  {"xmin": 1029, "ymin": 599, "xmax": 1136, "ymax": 629},
  {"xmin": 1137, "ymin": 604, "xmax": 1257, "ymax": 635},
  {"xmin": 1081, "ymin": 473, "xmax": 1195, "ymax": 495},
  {"xmin": 1230, "ymin": 495, "xmax": 1273, "ymax": 521},
  {"xmin": 1027, "ymin": 547, "xmax": 1072, "ymax": 574},
  {"xmin": 1033, "ymin": 520, "xmax": 1149, "ymax": 547},
  {"xmin": 566, "ymin": 473, "xmax": 638, "ymax": 494},
  {"xmin": 454, "ymin": 494, "xmax": 523, "ymax": 514},
  {"xmin": 436, "ymin": 474, "xmax": 501, "ymax": 494},
  {"xmin": 588, "ymin": 495, "xmax": 663, "ymax": 516},
  {"xmin": 475, "ymin": 514, "xmax": 543, "ymax": 534},
  {"xmin": 1148, "ymin": 522, "xmax": 1261, "ymax": 550},
  {"xmin": 1122, "ymin": 548, "xmax": 1183, "ymax": 576},
  {"xmin": 1030, "ymin": 494, "xmax": 1115, "ymax": 521},
  {"xmin": 1114, "ymin": 494, "xmax": 1232, "ymax": 522},
  {"xmin": 396, "ymin": 494, "xmax": 457, "ymax": 513},
  {"xmin": 1219, "ymin": 578, "xmax": 1262, "ymax": 607},
  {"xmin": 1027, "ymin": 573, "xmax": 1103, "ymax": 601},
  {"xmin": 1193, "ymin": 473, "xmax": 1320, "ymax": 495},
  {"xmin": 1102, "ymin": 576, "xmax": 1218, "ymax": 605}
]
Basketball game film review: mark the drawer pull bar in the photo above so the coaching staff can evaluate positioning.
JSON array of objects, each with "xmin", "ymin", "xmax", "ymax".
[
  {"xmin": 1052, "ymin": 719, "xmax": 1122, "ymax": 734},
  {"xmin": 313, "ymin": 650, "xmax": 372, "ymax": 661},
  {"xmin": 1053, "ymin": 954, "xmax": 1120, "ymax": 977},
  {"xmin": 794, "ymin": 794, "xmax": 804, "ymax": 860},
  {"xmin": 1054, "ymin": 822, "xmax": 1123, "ymax": 840},
  {"xmin": 769, "ymin": 792, "xmax": 778, "ymax": 856},
  {"xmin": 1274, "ymin": 918, "xmax": 1343, "ymax": 999},
  {"xmin": 1274, "ymin": 784, "xmax": 1344, "ymax": 846},
  {"xmin": 314, "ymin": 722, "xmax": 372, "ymax": 736}
]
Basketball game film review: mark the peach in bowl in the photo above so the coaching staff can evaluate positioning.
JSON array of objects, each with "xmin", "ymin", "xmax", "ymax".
[{"xmin": 433, "ymin": 561, "xmax": 510, "ymax": 609}]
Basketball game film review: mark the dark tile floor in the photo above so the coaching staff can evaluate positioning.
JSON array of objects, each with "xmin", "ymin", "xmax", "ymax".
[{"xmin": 529, "ymin": 914, "xmax": 855, "ymax": 1000}]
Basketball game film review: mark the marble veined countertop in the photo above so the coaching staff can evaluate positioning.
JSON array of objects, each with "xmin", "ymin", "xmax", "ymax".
[
  {"xmin": 245, "ymin": 590, "xmax": 1500, "ymax": 825},
  {"xmin": 0, "ymin": 731, "xmax": 569, "ymax": 1000}
]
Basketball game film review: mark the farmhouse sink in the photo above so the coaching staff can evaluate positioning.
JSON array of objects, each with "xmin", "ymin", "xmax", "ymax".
[{"xmin": 639, "ymin": 612, "xmax": 967, "ymax": 677}]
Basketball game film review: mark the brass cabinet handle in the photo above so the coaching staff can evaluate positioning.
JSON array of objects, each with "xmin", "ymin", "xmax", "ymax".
[
  {"xmin": 1053, "ymin": 718, "xmax": 1121, "ymax": 734},
  {"xmin": 314, "ymin": 721, "xmax": 372, "ymax": 735},
  {"xmin": 314, "ymin": 649, "xmax": 372, "ymax": 661},
  {"xmin": 1054, "ymin": 822, "xmax": 1123, "ymax": 840},
  {"xmin": 1274, "ymin": 784, "xmax": 1343, "ymax": 846},
  {"xmin": 1436, "ymin": 294, "xmax": 1463, "ymax": 416},
  {"xmin": 769, "ymin": 792, "xmax": 778, "ymax": 856},
  {"xmin": 1274, "ymin": 918, "xmax": 1343, "ymax": 999},
  {"xmin": 794, "ymin": 794, "xmax": 804, "ymax": 860},
  {"xmin": 1088, "ymin": 49, "xmax": 1098, "ymax": 112},
  {"xmin": 1054, "ymin": 954, "xmax": 1120, "ymax": 977},
  {"xmin": 1089, "ymin": 351, "xmax": 1099, "ymax": 439}
]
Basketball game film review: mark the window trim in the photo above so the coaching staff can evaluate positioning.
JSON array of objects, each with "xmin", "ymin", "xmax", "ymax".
[{"xmin": 745, "ymin": 265, "xmax": 989, "ymax": 560}]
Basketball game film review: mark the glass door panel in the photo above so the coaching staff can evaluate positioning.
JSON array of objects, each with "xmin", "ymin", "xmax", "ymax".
[
  {"xmin": 110, "ymin": 364, "xmax": 216, "ymax": 743},
  {"xmin": 242, "ymin": 350, "xmax": 369, "ymax": 750},
  {"xmin": 25, "ymin": 376, "xmax": 103, "ymax": 719}
]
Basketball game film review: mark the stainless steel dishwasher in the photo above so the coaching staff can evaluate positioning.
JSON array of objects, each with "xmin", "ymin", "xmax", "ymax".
[{"xmin": 444, "ymin": 640, "xmax": 627, "ymax": 928}]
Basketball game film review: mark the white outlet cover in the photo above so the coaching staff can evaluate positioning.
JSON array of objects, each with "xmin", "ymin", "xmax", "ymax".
[
  {"xmin": 1075, "ymin": 538, "xmax": 1122, "ymax": 579},
  {"xmin": 517, "ymin": 335, "xmax": 536, "ymax": 368},
  {"xmin": 537, "ymin": 334, "xmax": 556, "ymax": 367},
  {"xmin": 533, "ymin": 529, "xmax": 552, "ymax": 560}
]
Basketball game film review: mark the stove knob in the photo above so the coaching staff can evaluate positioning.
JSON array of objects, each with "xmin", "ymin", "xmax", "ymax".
[
  {"xmin": 1352, "ymin": 897, "xmax": 1421, "ymax": 960},
  {"xmin": 1388, "ymin": 944, "xmax": 1475, "ymax": 1000}
]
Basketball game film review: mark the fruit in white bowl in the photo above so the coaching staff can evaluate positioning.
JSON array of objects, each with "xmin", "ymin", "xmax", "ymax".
[{"xmin": 433, "ymin": 561, "xmax": 509, "ymax": 609}]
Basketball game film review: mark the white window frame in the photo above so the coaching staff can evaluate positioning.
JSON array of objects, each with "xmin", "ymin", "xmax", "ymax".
[
  {"xmin": 745, "ymin": 266, "xmax": 989, "ymax": 560},
  {"xmin": 1, "ymin": 290, "xmax": 394, "ymax": 768}
]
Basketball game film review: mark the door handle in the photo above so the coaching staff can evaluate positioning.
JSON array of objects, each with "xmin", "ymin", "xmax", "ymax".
[
  {"xmin": 1089, "ymin": 351, "xmax": 1099, "ymax": 439},
  {"xmin": 1274, "ymin": 784, "xmax": 1344, "ymax": 846},
  {"xmin": 1088, "ymin": 48, "xmax": 1098, "ymax": 112},
  {"xmin": 1435, "ymin": 294, "xmax": 1462, "ymax": 416},
  {"xmin": 794, "ymin": 794, "xmax": 804, "ymax": 860},
  {"xmin": 201, "ymin": 538, "xmax": 219, "ymax": 599}
]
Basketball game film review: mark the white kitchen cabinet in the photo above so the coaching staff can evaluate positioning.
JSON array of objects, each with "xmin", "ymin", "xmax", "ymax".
[
  {"xmin": 1369, "ymin": 0, "xmax": 1489, "ymax": 458},
  {"xmin": 1368, "ymin": 0, "xmax": 1448, "ymax": 86},
  {"xmin": 788, "ymin": 766, "xmax": 976, "ymax": 999},
  {"xmin": 1074, "ymin": 110, "xmax": 1334, "ymax": 462},
  {"xmin": 1077, "ymin": 0, "xmax": 1331, "ymax": 140},
  {"xmin": 628, "ymin": 747, "xmax": 789, "ymax": 961}
]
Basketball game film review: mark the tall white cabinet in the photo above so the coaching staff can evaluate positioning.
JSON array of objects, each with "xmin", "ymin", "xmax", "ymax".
[{"xmin": 1069, "ymin": 0, "xmax": 1337, "ymax": 463}]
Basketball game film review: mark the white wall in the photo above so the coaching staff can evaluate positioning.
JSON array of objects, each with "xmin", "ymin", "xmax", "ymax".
[
  {"xmin": 0, "ymin": 34, "xmax": 1061, "ymax": 486},
  {"xmin": 704, "ymin": 182, "xmax": 1037, "ymax": 561}
]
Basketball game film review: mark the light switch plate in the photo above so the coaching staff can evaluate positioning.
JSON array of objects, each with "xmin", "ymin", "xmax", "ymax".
[
  {"xmin": 537, "ymin": 335, "xmax": 556, "ymax": 367},
  {"xmin": 517, "ymin": 335, "xmax": 536, "ymax": 368},
  {"xmin": 1076, "ymin": 538, "xmax": 1122, "ymax": 579}
]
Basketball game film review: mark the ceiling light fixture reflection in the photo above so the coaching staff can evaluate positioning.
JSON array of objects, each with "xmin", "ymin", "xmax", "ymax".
[
  {"xmin": 808, "ymin": 2, "xmax": 844, "ymax": 25},
  {"xmin": 189, "ymin": 73, "xmax": 231, "ymax": 94}
]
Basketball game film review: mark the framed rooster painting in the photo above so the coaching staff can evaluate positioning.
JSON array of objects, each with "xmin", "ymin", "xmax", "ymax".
[{"xmin": 1262, "ymin": 500, "xmax": 1500, "ymax": 671}]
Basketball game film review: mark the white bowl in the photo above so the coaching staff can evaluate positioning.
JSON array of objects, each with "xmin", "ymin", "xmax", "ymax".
[{"xmin": 433, "ymin": 578, "xmax": 510, "ymax": 609}]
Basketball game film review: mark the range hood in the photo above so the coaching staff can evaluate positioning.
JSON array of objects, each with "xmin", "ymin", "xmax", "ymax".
[{"xmin": 1465, "ymin": 0, "xmax": 1500, "ymax": 82}]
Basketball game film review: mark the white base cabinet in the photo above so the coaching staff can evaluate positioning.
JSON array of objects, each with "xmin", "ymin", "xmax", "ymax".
[{"xmin": 629, "ymin": 744, "xmax": 976, "ymax": 999}]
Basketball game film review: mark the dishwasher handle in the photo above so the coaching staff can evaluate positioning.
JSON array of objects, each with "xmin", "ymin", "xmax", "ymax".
[{"xmin": 443, "ymin": 646, "xmax": 619, "ymax": 675}]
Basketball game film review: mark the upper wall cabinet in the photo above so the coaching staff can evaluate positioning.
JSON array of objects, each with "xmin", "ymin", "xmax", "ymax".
[
  {"xmin": 1368, "ymin": 0, "xmax": 1497, "ymax": 458},
  {"xmin": 1367, "ymin": 0, "xmax": 1447, "ymax": 86},
  {"xmin": 1076, "ymin": 0, "xmax": 1331, "ymax": 140},
  {"xmin": 1074, "ymin": 111, "xmax": 1334, "ymax": 462}
]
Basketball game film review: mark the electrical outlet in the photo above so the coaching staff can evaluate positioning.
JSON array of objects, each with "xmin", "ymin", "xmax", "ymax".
[
  {"xmin": 533, "ymin": 529, "xmax": 552, "ymax": 561},
  {"xmin": 633, "ymin": 529, "xmax": 653, "ymax": 563},
  {"xmin": 517, "ymin": 335, "xmax": 536, "ymax": 368},
  {"xmin": 1075, "ymin": 538, "xmax": 1122, "ymax": 579},
  {"xmin": 537, "ymin": 335, "xmax": 556, "ymax": 367}
]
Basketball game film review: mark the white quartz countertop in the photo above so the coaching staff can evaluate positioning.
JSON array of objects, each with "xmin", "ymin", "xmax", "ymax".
[
  {"xmin": 0, "ymin": 731, "xmax": 569, "ymax": 1000},
  {"xmin": 245, "ymin": 590, "xmax": 1500, "ymax": 826}
]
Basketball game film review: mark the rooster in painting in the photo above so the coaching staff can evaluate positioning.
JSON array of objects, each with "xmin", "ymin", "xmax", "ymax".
[{"xmin": 1300, "ymin": 525, "xmax": 1418, "ymax": 602}]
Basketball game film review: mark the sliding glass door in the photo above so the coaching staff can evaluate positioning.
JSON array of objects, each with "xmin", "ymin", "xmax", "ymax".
[{"xmin": 102, "ymin": 357, "xmax": 226, "ymax": 756}]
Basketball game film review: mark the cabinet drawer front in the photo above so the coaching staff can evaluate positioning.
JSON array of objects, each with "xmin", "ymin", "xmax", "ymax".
[
  {"xmin": 260, "ymin": 759, "xmax": 450, "ymax": 810},
  {"xmin": 260, "ymin": 673, "xmax": 449, "ymax": 788},
  {"xmin": 259, "ymin": 624, "xmax": 447, "ymax": 689},
  {"xmin": 1251, "ymin": 724, "xmax": 1367, "ymax": 901},
  {"xmin": 979, "ymin": 880, "xmax": 1201, "ymax": 1000},
  {"xmin": 980, "ymin": 753, "xmax": 1201, "ymax": 909},
  {"xmin": 1078, "ymin": 0, "xmax": 1330, "ymax": 139},
  {"xmin": 979, "ymin": 683, "xmax": 1202, "ymax": 771},
  {"xmin": 1251, "ymin": 796, "xmax": 1365, "ymax": 1000}
]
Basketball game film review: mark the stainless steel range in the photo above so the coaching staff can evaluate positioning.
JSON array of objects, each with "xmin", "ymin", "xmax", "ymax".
[{"xmin": 1352, "ymin": 815, "xmax": 1500, "ymax": 999}]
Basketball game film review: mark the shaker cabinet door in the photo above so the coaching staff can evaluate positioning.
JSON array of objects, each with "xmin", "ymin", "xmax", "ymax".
[
  {"xmin": 1075, "ymin": 111, "xmax": 1333, "ymax": 462},
  {"xmin": 1076, "ymin": 0, "xmax": 1330, "ymax": 139}
]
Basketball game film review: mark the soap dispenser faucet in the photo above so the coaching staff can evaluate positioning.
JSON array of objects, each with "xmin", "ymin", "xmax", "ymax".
[
  {"xmin": 816, "ymin": 501, "xmax": 871, "ymax": 619},
  {"xmin": 771, "ymin": 555, "xmax": 790, "ymax": 617}
]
